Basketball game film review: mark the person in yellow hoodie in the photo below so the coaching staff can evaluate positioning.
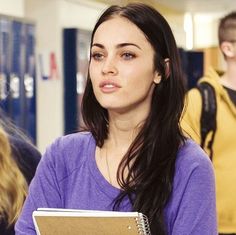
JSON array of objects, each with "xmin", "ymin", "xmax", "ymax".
[{"xmin": 182, "ymin": 12, "xmax": 236, "ymax": 235}]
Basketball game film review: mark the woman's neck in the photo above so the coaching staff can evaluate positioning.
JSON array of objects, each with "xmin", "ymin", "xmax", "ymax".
[{"xmin": 107, "ymin": 113, "xmax": 144, "ymax": 150}]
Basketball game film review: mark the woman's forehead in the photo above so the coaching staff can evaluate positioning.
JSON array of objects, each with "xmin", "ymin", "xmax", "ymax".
[{"xmin": 93, "ymin": 17, "xmax": 149, "ymax": 48}]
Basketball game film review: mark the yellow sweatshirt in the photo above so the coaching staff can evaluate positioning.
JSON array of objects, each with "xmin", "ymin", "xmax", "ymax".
[{"xmin": 181, "ymin": 67, "xmax": 236, "ymax": 233}]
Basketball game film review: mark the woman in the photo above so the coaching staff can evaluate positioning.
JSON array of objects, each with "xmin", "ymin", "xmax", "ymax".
[
  {"xmin": 15, "ymin": 3, "xmax": 217, "ymax": 234},
  {"xmin": 0, "ymin": 111, "xmax": 41, "ymax": 235}
]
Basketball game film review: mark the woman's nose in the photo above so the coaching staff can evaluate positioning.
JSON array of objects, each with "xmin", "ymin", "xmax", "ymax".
[{"xmin": 101, "ymin": 56, "xmax": 118, "ymax": 75}]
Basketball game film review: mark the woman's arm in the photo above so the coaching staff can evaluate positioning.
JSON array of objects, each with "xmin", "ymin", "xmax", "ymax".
[
  {"xmin": 15, "ymin": 139, "xmax": 63, "ymax": 235},
  {"xmin": 166, "ymin": 143, "xmax": 217, "ymax": 235}
]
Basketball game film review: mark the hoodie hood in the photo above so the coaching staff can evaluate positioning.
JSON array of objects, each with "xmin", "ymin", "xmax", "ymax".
[
  {"xmin": 198, "ymin": 67, "xmax": 225, "ymax": 94},
  {"xmin": 198, "ymin": 67, "xmax": 236, "ymax": 116}
]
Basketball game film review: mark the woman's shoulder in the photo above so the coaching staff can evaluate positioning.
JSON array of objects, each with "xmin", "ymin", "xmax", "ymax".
[
  {"xmin": 176, "ymin": 138, "xmax": 213, "ymax": 174},
  {"xmin": 165, "ymin": 141, "xmax": 216, "ymax": 235},
  {"xmin": 168, "ymin": 138, "xmax": 215, "ymax": 207},
  {"xmin": 42, "ymin": 132, "xmax": 95, "ymax": 178},
  {"xmin": 50, "ymin": 131, "xmax": 94, "ymax": 153}
]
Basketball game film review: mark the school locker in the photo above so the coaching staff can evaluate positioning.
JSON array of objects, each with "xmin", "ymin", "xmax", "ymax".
[
  {"xmin": 9, "ymin": 20, "xmax": 25, "ymax": 129},
  {"xmin": 186, "ymin": 51, "xmax": 204, "ymax": 89},
  {"xmin": 0, "ymin": 17, "xmax": 11, "ymax": 114},
  {"xmin": 179, "ymin": 49, "xmax": 204, "ymax": 89},
  {"xmin": 0, "ymin": 16, "xmax": 37, "ymax": 143},
  {"xmin": 63, "ymin": 28, "xmax": 91, "ymax": 134},
  {"xmin": 24, "ymin": 23, "xmax": 36, "ymax": 142}
]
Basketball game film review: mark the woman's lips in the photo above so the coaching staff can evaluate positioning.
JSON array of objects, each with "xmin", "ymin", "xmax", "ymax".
[{"xmin": 99, "ymin": 80, "xmax": 121, "ymax": 93}]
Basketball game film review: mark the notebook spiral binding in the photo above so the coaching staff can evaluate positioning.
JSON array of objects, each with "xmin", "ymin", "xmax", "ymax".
[{"xmin": 136, "ymin": 213, "xmax": 151, "ymax": 235}]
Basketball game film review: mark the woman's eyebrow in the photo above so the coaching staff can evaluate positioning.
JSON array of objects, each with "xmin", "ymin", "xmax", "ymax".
[
  {"xmin": 91, "ymin": 43, "xmax": 104, "ymax": 49},
  {"xmin": 91, "ymin": 42, "xmax": 141, "ymax": 50},
  {"xmin": 116, "ymin": 43, "xmax": 141, "ymax": 50}
]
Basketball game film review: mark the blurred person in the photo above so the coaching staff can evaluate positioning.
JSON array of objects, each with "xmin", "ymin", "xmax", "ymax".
[
  {"xmin": 182, "ymin": 12, "xmax": 236, "ymax": 235},
  {"xmin": 15, "ymin": 3, "xmax": 217, "ymax": 235},
  {"xmin": 0, "ymin": 109, "xmax": 41, "ymax": 235}
]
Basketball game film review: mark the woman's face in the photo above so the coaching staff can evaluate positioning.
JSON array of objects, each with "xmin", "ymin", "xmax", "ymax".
[{"xmin": 89, "ymin": 16, "xmax": 160, "ymax": 116}]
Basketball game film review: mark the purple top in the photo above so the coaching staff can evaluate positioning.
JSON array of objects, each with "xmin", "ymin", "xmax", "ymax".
[{"xmin": 15, "ymin": 132, "xmax": 217, "ymax": 235}]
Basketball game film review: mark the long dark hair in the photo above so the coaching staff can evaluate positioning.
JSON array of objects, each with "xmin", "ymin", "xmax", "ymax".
[{"xmin": 82, "ymin": 3, "xmax": 186, "ymax": 234}]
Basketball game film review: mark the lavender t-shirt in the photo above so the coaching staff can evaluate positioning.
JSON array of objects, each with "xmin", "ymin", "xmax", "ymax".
[{"xmin": 15, "ymin": 132, "xmax": 217, "ymax": 235}]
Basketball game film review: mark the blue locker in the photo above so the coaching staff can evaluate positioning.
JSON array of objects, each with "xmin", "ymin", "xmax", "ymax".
[
  {"xmin": 186, "ymin": 51, "xmax": 204, "ymax": 89},
  {"xmin": 9, "ymin": 20, "xmax": 25, "ymax": 128},
  {"xmin": 0, "ymin": 17, "xmax": 11, "ymax": 114},
  {"xmin": 0, "ymin": 16, "xmax": 37, "ymax": 143},
  {"xmin": 178, "ymin": 48, "xmax": 204, "ymax": 89},
  {"xmin": 24, "ymin": 23, "xmax": 36, "ymax": 143},
  {"xmin": 63, "ymin": 28, "xmax": 91, "ymax": 134}
]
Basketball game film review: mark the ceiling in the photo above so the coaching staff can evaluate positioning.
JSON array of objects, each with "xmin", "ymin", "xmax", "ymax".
[
  {"xmin": 155, "ymin": 0, "xmax": 236, "ymax": 13},
  {"xmin": 92, "ymin": 0, "xmax": 236, "ymax": 14}
]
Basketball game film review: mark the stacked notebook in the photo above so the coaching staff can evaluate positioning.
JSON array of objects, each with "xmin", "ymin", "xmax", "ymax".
[{"xmin": 33, "ymin": 208, "xmax": 151, "ymax": 235}]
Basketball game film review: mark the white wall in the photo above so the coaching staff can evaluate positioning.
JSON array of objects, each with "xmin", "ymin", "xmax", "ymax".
[
  {"xmin": 0, "ymin": 0, "xmax": 25, "ymax": 17},
  {"xmin": 24, "ymin": 0, "xmax": 63, "ymax": 153},
  {"xmin": 171, "ymin": 22, "xmax": 186, "ymax": 49},
  {"xmin": 164, "ymin": 13, "xmax": 186, "ymax": 48},
  {"xmin": 193, "ymin": 12, "xmax": 225, "ymax": 48},
  {"xmin": 59, "ymin": 0, "xmax": 106, "ymax": 28}
]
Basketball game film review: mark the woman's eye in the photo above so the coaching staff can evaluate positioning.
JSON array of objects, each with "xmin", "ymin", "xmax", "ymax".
[
  {"xmin": 91, "ymin": 53, "xmax": 104, "ymax": 61},
  {"xmin": 122, "ymin": 52, "xmax": 136, "ymax": 60}
]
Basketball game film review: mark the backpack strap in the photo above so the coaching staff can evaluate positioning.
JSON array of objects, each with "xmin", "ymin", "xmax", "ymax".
[{"xmin": 197, "ymin": 82, "xmax": 217, "ymax": 160}]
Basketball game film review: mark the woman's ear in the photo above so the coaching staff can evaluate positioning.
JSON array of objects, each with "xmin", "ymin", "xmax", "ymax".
[
  {"xmin": 164, "ymin": 58, "xmax": 170, "ymax": 78},
  {"xmin": 153, "ymin": 72, "xmax": 162, "ymax": 84},
  {"xmin": 153, "ymin": 58, "xmax": 171, "ymax": 84}
]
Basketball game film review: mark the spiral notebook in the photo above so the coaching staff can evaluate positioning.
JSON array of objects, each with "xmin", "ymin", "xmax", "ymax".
[{"xmin": 32, "ymin": 208, "xmax": 151, "ymax": 235}]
